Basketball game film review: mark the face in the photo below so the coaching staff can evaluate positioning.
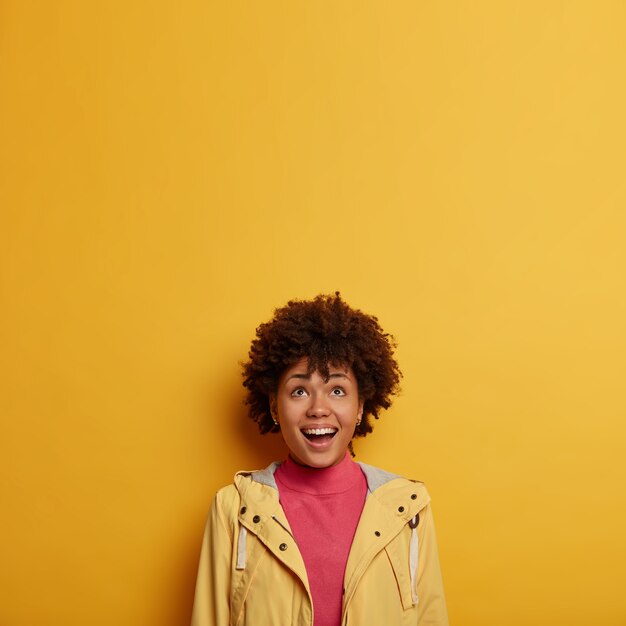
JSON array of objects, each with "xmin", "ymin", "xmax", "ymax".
[{"xmin": 271, "ymin": 358, "xmax": 364, "ymax": 468}]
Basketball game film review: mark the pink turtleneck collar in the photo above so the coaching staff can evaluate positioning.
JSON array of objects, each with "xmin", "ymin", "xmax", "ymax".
[{"xmin": 276, "ymin": 452, "xmax": 364, "ymax": 495}]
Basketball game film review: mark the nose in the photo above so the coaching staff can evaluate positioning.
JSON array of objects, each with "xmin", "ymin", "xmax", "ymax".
[{"xmin": 306, "ymin": 393, "xmax": 331, "ymax": 418}]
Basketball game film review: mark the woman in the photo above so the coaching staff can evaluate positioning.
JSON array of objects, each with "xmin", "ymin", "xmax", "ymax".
[{"xmin": 191, "ymin": 293, "xmax": 448, "ymax": 626}]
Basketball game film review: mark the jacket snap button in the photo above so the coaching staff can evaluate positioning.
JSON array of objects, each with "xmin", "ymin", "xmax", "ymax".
[
  {"xmin": 374, "ymin": 531, "xmax": 381, "ymax": 537},
  {"xmin": 398, "ymin": 506, "xmax": 405, "ymax": 513},
  {"xmin": 240, "ymin": 507, "xmax": 247, "ymax": 515},
  {"xmin": 411, "ymin": 494, "xmax": 417, "ymax": 500},
  {"xmin": 279, "ymin": 543, "xmax": 288, "ymax": 551},
  {"xmin": 253, "ymin": 515, "xmax": 261, "ymax": 523}
]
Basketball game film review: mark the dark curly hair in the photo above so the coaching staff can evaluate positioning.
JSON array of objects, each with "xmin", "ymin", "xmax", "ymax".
[{"xmin": 242, "ymin": 293, "xmax": 402, "ymax": 441}]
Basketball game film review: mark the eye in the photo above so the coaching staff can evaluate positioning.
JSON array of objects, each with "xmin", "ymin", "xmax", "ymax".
[
  {"xmin": 331, "ymin": 387, "xmax": 346, "ymax": 396},
  {"xmin": 291, "ymin": 387, "xmax": 308, "ymax": 397}
]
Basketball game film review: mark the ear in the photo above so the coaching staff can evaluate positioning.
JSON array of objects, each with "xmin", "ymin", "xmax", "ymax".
[
  {"xmin": 269, "ymin": 394, "xmax": 278, "ymax": 422},
  {"xmin": 356, "ymin": 400, "xmax": 364, "ymax": 425}
]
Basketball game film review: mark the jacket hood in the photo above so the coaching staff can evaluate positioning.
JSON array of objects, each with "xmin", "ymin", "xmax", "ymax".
[
  {"xmin": 245, "ymin": 460, "xmax": 408, "ymax": 494},
  {"xmin": 233, "ymin": 460, "xmax": 431, "ymax": 520}
]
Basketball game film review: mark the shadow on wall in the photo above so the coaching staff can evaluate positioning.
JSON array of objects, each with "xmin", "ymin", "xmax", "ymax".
[
  {"xmin": 201, "ymin": 367, "xmax": 288, "ymax": 478},
  {"xmin": 230, "ymin": 380, "xmax": 287, "ymax": 469},
  {"xmin": 174, "ymin": 522, "xmax": 209, "ymax": 626}
]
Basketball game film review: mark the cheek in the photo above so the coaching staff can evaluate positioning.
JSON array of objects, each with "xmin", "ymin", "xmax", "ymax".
[
  {"xmin": 340, "ymin": 401, "xmax": 361, "ymax": 424},
  {"xmin": 276, "ymin": 398, "xmax": 300, "ymax": 424}
]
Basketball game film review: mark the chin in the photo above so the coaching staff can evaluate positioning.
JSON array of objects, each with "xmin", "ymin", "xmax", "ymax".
[{"xmin": 291, "ymin": 452, "xmax": 338, "ymax": 469}]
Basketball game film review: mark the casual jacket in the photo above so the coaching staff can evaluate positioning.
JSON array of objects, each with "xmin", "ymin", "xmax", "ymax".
[{"xmin": 191, "ymin": 461, "xmax": 449, "ymax": 626}]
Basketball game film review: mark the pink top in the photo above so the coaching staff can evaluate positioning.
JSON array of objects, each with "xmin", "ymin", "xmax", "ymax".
[{"xmin": 275, "ymin": 453, "xmax": 368, "ymax": 626}]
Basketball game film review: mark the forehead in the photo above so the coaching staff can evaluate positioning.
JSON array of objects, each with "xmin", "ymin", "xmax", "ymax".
[{"xmin": 280, "ymin": 357, "xmax": 352, "ymax": 380}]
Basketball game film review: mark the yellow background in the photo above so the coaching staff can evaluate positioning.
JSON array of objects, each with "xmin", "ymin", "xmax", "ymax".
[{"xmin": 1, "ymin": 2, "xmax": 625, "ymax": 624}]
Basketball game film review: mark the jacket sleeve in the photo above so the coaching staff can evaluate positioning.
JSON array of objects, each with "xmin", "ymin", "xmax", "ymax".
[
  {"xmin": 191, "ymin": 491, "xmax": 233, "ymax": 626},
  {"xmin": 416, "ymin": 502, "xmax": 449, "ymax": 626}
]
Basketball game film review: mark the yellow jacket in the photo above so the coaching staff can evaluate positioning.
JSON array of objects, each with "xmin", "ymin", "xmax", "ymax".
[{"xmin": 191, "ymin": 462, "xmax": 448, "ymax": 626}]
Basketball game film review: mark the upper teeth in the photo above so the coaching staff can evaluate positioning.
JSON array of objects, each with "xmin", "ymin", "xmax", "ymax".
[{"xmin": 303, "ymin": 428, "xmax": 336, "ymax": 435}]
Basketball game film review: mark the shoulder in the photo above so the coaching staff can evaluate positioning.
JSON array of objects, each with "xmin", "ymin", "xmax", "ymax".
[
  {"xmin": 211, "ymin": 462, "xmax": 282, "ymax": 515},
  {"xmin": 357, "ymin": 461, "xmax": 431, "ymax": 508},
  {"xmin": 203, "ymin": 484, "xmax": 241, "ymax": 533},
  {"xmin": 211, "ymin": 462, "xmax": 282, "ymax": 498}
]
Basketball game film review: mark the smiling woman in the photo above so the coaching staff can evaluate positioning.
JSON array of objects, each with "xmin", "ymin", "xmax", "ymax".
[{"xmin": 190, "ymin": 294, "xmax": 448, "ymax": 626}]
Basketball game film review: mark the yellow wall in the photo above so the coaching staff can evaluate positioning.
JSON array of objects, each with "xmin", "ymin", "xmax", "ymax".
[{"xmin": 1, "ymin": 2, "xmax": 625, "ymax": 624}]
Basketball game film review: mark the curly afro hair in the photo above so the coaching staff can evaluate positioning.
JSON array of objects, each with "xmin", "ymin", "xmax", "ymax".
[{"xmin": 242, "ymin": 292, "xmax": 402, "ymax": 441}]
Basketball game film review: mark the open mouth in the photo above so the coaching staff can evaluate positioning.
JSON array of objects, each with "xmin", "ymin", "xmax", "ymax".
[{"xmin": 301, "ymin": 427, "xmax": 338, "ymax": 444}]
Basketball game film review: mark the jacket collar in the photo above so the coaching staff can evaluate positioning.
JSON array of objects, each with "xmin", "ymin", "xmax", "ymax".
[{"xmin": 244, "ymin": 460, "xmax": 407, "ymax": 495}]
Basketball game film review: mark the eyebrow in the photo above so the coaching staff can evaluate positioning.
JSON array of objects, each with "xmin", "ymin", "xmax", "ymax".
[{"xmin": 287, "ymin": 372, "xmax": 350, "ymax": 381}]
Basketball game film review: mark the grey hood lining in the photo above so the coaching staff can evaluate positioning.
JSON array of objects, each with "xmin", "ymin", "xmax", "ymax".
[
  {"xmin": 250, "ymin": 462, "xmax": 281, "ymax": 489},
  {"xmin": 249, "ymin": 460, "xmax": 400, "ymax": 494}
]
